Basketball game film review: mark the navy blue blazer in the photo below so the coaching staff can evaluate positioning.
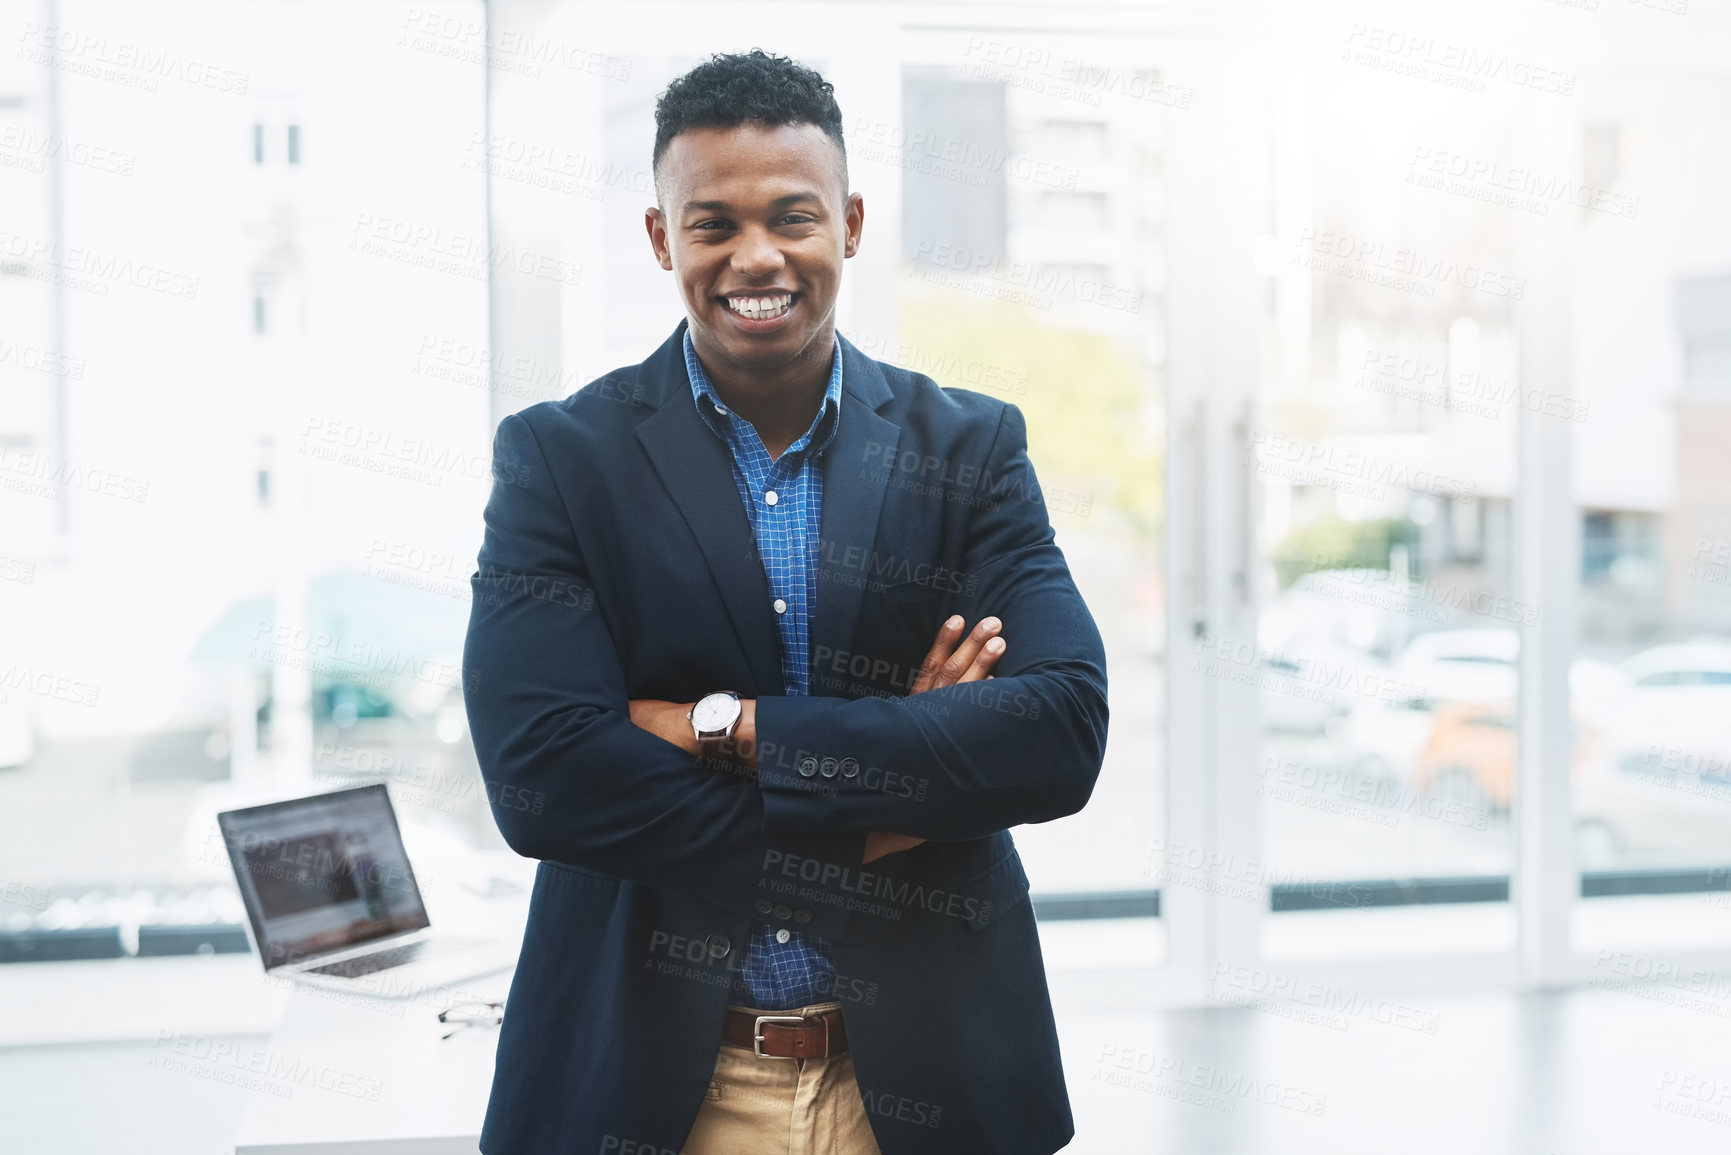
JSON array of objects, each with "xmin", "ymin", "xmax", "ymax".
[{"xmin": 463, "ymin": 319, "xmax": 1109, "ymax": 1154}]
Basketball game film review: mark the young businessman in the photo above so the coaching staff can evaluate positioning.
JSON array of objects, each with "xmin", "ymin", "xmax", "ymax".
[{"xmin": 463, "ymin": 50, "xmax": 1108, "ymax": 1155}]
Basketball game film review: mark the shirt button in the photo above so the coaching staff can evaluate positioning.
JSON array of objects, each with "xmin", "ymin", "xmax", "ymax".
[
  {"xmin": 775, "ymin": 929, "xmax": 792, "ymax": 944},
  {"xmin": 714, "ymin": 401, "xmax": 728, "ymax": 415},
  {"xmin": 765, "ymin": 490, "xmax": 778, "ymax": 506},
  {"xmin": 773, "ymin": 598, "xmax": 787, "ymax": 614}
]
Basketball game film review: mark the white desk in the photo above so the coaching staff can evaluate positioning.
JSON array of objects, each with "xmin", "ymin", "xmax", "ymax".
[
  {"xmin": 232, "ymin": 961, "xmax": 515, "ymax": 1155},
  {"xmin": 0, "ymin": 953, "xmax": 293, "ymax": 1048},
  {"xmin": 231, "ymin": 847, "xmax": 534, "ymax": 1154}
]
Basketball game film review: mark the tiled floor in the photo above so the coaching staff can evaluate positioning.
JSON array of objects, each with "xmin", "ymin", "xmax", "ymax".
[
  {"xmin": 7, "ymin": 977, "xmax": 1731, "ymax": 1153},
  {"xmin": 1055, "ymin": 982, "xmax": 1731, "ymax": 1154}
]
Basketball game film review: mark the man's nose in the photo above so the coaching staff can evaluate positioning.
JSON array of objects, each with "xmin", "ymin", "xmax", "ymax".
[{"xmin": 731, "ymin": 226, "xmax": 786, "ymax": 278}]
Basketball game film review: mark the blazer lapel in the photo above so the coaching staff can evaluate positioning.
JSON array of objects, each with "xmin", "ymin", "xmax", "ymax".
[
  {"xmin": 633, "ymin": 324, "xmax": 901, "ymax": 699},
  {"xmin": 811, "ymin": 335, "xmax": 900, "ymax": 678},
  {"xmin": 635, "ymin": 324, "xmax": 785, "ymax": 695}
]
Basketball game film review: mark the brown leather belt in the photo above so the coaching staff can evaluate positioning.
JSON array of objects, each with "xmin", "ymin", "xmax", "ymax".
[{"xmin": 721, "ymin": 1007, "xmax": 849, "ymax": 1059}]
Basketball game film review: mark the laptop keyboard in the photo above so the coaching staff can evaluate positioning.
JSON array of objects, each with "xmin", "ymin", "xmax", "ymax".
[{"xmin": 304, "ymin": 936, "xmax": 481, "ymax": 978}]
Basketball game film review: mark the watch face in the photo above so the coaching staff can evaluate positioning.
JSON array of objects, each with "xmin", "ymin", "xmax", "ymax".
[{"xmin": 691, "ymin": 693, "xmax": 739, "ymax": 732}]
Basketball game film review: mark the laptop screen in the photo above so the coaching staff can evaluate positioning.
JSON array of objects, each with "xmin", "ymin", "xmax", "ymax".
[{"xmin": 218, "ymin": 785, "xmax": 430, "ymax": 969}]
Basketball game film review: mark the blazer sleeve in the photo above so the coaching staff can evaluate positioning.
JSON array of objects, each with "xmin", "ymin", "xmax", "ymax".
[
  {"xmin": 753, "ymin": 401, "xmax": 1110, "ymax": 841},
  {"xmin": 462, "ymin": 411, "xmax": 868, "ymax": 937}
]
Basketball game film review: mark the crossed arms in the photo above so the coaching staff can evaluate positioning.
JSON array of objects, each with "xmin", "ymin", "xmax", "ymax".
[
  {"xmin": 628, "ymin": 613, "xmax": 1011, "ymax": 863},
  {"xmin": 462, "ymin": 400, "xmax": 1108, "ymax": 932}
]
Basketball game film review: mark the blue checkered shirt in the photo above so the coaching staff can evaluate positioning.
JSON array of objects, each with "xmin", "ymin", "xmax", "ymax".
[{"xmin": 683, "ymin": 328, "xmax": 844, "ymax": 1010}]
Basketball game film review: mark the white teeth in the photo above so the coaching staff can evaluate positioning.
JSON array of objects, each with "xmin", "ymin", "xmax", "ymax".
[{"xmin": 728, "ymin": 294, "xmax": 792, "ymax": 320}]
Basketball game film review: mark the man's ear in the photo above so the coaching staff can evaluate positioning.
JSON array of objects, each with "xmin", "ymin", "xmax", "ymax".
[
  {"xmin": 843, "ymin": 192, "xmax": 864, "ymax": 259},
  {"xmin": 645, "ymin": 206, "xmax": 674, "ymax": 271}
]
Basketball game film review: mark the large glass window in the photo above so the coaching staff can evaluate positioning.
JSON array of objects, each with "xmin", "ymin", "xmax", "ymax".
[
  {"xmin": 890, "ymin": 62, "xmax": 1168, "ymax": 911},
  {"xmin": 0, "ymin": 0, "xmax": 492, "ymax": 958},
  {"xmin": 1251, "ymin": 62, "xmax": 1533, "ymax": 958},
  {"xmin": 10, "ymin": 0, "xmax": 1731, "ymax": 999},
  {"xmin": 1571, "ymin": 114, "xmax": 1731, "ymax": 950}
]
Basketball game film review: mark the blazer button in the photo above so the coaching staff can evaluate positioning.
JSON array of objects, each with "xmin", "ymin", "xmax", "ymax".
[
  {"xmin": 705, "ymin": 933, "xmax": 731, "ymax": 959},
  {"xmin": 798, "ymin": 755, "xmax": 819, "ymax": 777},
  {"xmin": 819, "ymin": 756, "xmax": 839, "ymax": 779},
  {"xmin": 839, "ymin": 757, "xmax": 860, "ymax": 779},
  {"xmin": 754, "ymin": 898, "xmax": 773, "ymax": 915},
  {"xmin": 792, "ymin": 908, "xmax": 813, "ymax": 924},
  {"xmin": 772, "ymin": 905, "xmax": 793, "ymax": 921}
]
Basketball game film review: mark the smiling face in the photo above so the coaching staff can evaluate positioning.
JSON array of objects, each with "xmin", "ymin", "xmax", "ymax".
[{"xmin": 646, "ymin": 121, "xmax": 863, "ymax": 385}]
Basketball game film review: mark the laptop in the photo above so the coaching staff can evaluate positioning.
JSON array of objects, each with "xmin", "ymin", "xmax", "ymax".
[{"xmin": 217, "ymin": 784, "xmax": 515, "ymax": 997}]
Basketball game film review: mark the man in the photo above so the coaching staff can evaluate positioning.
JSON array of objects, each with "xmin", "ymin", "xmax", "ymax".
[{"xmin": 463, "ymin": 49, "xmax": 1108, "ymax": 1155}]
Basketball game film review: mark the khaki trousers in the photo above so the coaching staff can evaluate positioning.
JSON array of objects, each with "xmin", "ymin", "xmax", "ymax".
[{"xmin": 680, "ymin": 1001, "xmax": 884, "ymax": 1155}]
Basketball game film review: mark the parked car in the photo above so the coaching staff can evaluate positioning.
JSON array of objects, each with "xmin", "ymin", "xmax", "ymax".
[
  {"xmin": 1329, "ymin": 629, "xmax": 1517, "ymax": 784},
  {"xmin": 1337, "ymin": 643, "xmax": 1625, "ymax": 789},
  {"xmin": 1255, "ymin": 605, "xmax": 1395, "ymax": 734},
  {"xmin": 1390, "ymin": 628, "xmax": 1518, "ymax": 704},
  {"xmin": 1603, "ymin": 641, "xmax": 1731, "ymax": 782},
  {"xmin": 1338, "ymin": 690, "xmax": 1437, "ymax": 785},
  {"xmin": 1567, "ymin": 639, "xmax": 1731, "ymax": 866},
  {"xmin": 1574, "ymin": 747, "xmax": 1731, "ymax": 867},
  {"xmin": 1410, "ymin": 702, "xmax": 1524, "ymax": 812}
]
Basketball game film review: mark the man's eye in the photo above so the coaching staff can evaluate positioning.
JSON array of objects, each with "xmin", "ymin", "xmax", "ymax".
[
  {"xmin": 693, "ymin": 220, "xmax": 732, "ymax": 230},
  {"xmin": 780, "ymin": 215, "xmax": 814, "ymax": 226}
]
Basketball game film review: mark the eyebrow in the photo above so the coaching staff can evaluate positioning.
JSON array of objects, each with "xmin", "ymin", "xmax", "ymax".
[{"xmin": 681, "ymin": 191, "xmax": 825, "ymax": 215}]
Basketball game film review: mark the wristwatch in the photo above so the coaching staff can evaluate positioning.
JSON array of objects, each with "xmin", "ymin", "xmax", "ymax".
[{"xmin": 689, "ymin": 690, "xmax": 743, "ymax": 758}]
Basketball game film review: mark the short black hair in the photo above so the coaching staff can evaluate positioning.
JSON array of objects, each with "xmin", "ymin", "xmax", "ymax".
[{"xmin": 652, "ymin": 49, "xmax": 848, "ymax": 200}]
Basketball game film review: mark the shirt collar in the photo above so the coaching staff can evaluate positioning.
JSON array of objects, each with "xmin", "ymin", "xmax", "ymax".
[{"xmin": 684, "ymin": 328, "xmax": 844, "ymax": 461}]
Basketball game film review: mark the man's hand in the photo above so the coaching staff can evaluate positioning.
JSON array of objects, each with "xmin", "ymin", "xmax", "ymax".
[
  {"xmin": 910, "ymin": 614, "xmax": 1005, "ymax": 693},
  {"xmin": 863, "ymin": 832, "xmax": 927, "ymax": 863},
  {"xmin": 627, "ymin": 699, "xmax": 701, "ymax": 758}
]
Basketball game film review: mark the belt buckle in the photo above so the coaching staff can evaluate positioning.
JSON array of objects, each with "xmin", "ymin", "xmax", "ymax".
[{"xmin": 752, "ymin": 1014, "xmax": 808, "ymax": 1059}]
